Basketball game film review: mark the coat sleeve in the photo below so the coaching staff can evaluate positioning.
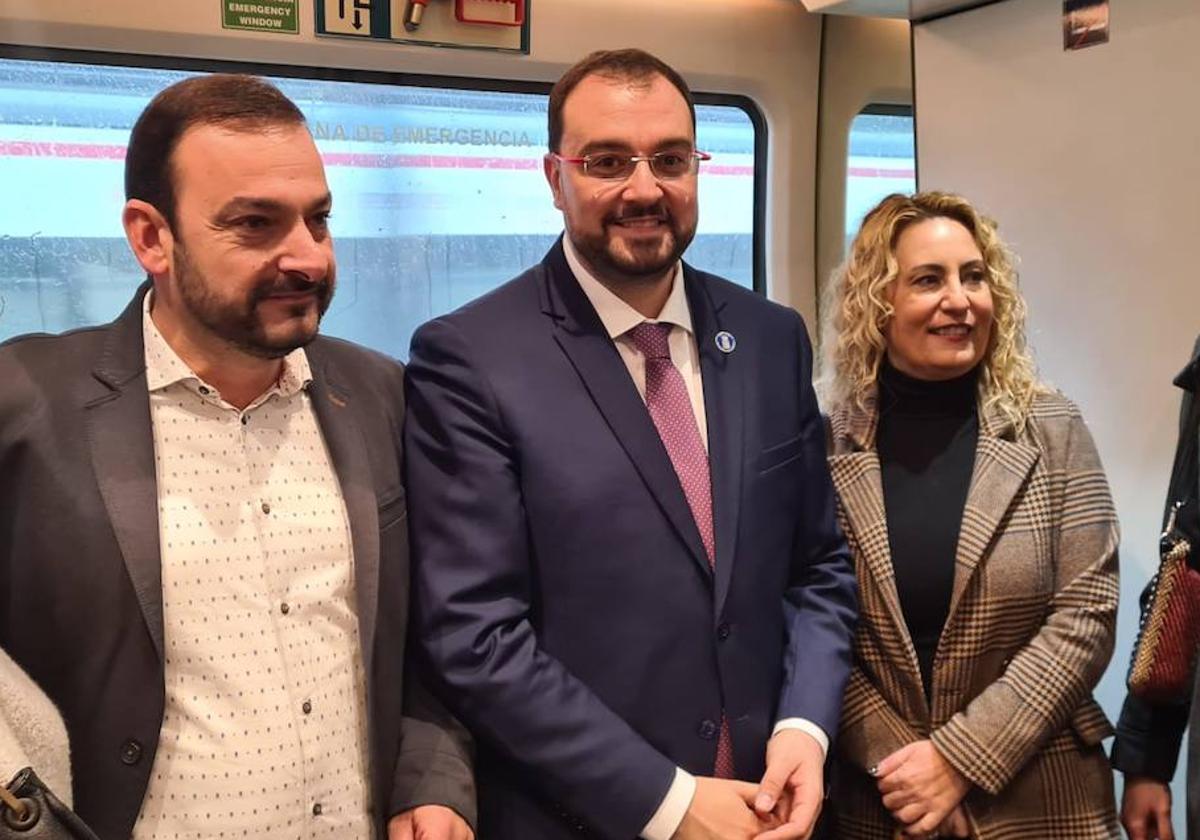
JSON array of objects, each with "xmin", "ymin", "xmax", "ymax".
[
  {"xmin": 1110, "ymin": 675, "xmax": 1189, "ymax": 782},
  {"xmin": 930, "ymin": 405, "xmax": 1120, "ymax": 794},
  {"xmin": 403, "ymin": 317, "xmax": 677, "ymax": 840},
  {"xmin": 775, "ymin": 312, "xmax": 859, "ymax": 738}
]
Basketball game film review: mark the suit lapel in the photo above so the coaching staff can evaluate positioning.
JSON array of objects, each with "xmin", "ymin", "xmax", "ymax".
[
  {"xmin": 687, "ymin": 268, "xmax": 745, "ymax": 615},
  {"xmin": 945, "ymin": 411, "xmax": 1040, "ymax": 620},
  {"xmin": 307, "ymin": 348, "xmax": 380, "ymax": 678},
  {"xmin": 87, "ymin": 285, "xmax": 165, "ymax": 659},
  {"xmin": 827, "ymin": 403, "xmax": 924, "ymax": 688},
  {"xmin": 541, "ymin": 242, "xmax": 711, "ymax": 578}
]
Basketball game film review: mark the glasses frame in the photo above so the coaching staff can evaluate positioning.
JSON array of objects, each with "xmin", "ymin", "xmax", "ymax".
[{"xmin": 550, "ymin": 149, "xmax": 713, "ymax": 181}]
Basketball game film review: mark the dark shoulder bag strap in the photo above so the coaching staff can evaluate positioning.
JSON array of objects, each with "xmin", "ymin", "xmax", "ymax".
[{"xmin": 1164, "ymin": 385, "xmax": 1200, "ymax": 553}]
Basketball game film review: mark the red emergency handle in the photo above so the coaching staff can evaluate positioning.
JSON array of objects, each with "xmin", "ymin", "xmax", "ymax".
[{"xmin": 455, "ymin": 0, "xmax": 525, "ymax": 27}]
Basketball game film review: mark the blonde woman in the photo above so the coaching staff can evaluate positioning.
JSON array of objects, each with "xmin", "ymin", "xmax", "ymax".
[{"xmin": 821, "ymin": 192, "xmax": 1119, "ymax": 839}]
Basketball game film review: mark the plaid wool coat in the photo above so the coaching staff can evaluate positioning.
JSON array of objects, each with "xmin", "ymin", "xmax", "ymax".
[{"xmin": 826, "ymin": 391, "xmax": 1120, "ymax": 839}]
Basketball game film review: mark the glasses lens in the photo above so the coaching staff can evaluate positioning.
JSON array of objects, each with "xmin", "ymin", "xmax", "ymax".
[
  {"xmin": 585, "ymin": 153, "xmax": 633, "ymax": 179},
  {"xmin": 650, "ymin": 151, "xmax": 695, "ymax": 179}
]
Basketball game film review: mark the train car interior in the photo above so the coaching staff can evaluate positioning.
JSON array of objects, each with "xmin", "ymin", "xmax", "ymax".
[{"xmin": 0, "ymin": 0, "xmax": 1191, "ymax": 833}]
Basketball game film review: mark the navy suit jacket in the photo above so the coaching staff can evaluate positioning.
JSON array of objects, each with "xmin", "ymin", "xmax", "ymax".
[{"xmin": 404, "ymin": 241, "xmax": 857, "ymax": 840}]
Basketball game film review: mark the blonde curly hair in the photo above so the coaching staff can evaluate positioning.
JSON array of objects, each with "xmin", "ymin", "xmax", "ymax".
[{"xmin": 818, "ymin": 191, "xmax": 1045, "ymax": 432}]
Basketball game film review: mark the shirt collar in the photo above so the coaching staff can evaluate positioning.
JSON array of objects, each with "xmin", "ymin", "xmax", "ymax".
[
  {"xmin": 562, "ymin": 234, "xmax": 693, "ymax": 341},
  {"xmin": 142, "ymin": 290, "xmax": 313, "ymax": 400}
]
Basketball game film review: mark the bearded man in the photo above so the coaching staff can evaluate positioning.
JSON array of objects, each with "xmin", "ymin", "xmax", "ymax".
[
  {"xmin": 0, "ymin": 74, "xmax": 474, "ymax": 840},
  {"xmin": 404, "ymin": 49, "xmax": 857, "ymax": 840}
]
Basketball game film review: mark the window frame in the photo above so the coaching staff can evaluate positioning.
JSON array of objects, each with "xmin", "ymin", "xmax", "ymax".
[{"xmin": 0, "ymin": 43, "xmax": 767, "ymax": 293}]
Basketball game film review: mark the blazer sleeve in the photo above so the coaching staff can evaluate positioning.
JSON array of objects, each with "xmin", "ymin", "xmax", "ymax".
[
  {"xmin": 390, "ymin": 661, "xmax": 477, "ymax": 823},
  {"xmin": 403, "ymin": 317, "xmax": 677, "ymax": 840},
  {"xmin": 930, "ymin": 405, "xmax": 1119, "ymax": 794},
  {"xmin": 774, "ymin": 312, "xmax": 859, "ymax": 738}
]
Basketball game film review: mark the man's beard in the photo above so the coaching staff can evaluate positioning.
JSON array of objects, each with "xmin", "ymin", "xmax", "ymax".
[
  {"xmin": 173, "ymin": 241, "xmax": 333, "ymax": 360},
  {"xmin": 569, "ymin": 202, "xmax": 695, "ymax": 284}
]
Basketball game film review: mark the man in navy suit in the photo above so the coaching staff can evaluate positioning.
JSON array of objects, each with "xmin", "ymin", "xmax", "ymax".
[{"xmin": 404, "ymin": 49, "xmax": 857, "ymax": 840}]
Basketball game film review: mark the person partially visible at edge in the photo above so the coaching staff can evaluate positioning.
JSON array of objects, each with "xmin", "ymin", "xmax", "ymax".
[
  {"xmin": 0, "ymin": 74, "xmax": 474, "ymax": 840},
  {"xmin": 818, "ymin": 191, "xmax": 1120, "ymax": 839},
  {"xmin": 0, "ymin": 647, "xmax": 71, "ymax": 805},
  {"xmin": 404, "ymin": 48, "xmax": 858, "ymax": 840},
  {"xmin": 1111, "ymin": 334, "xmax": 1200, "ymax": 840}
]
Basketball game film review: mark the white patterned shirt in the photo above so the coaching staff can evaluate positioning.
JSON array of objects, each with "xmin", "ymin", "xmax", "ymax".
[{"xmin": 132, "ymin": 293, "xmax": 373, "ymax": 840}]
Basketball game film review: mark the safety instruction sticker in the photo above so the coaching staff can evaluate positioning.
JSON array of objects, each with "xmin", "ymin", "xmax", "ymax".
[
  {"xmin": 319, "ymin": 0, "xmax": 377, "ymax": 37},
  {"xmin": 222, "ymin": 0, "xmax": 299, "ymax": 33}
]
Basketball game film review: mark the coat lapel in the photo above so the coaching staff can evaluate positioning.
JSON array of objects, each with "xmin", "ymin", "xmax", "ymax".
[
  {"xmin": 86, "ymin": 284, "xmax": 165, "ymax": 659},
  {"xmin": 827, "ymin": 400, "xmax": 924, "ymax": 690},
  {"xmin": 307, "ymin": 349, "xmax": 380, "ymax": 678},
  {"xmin": 686, "ymin": 268, "xmax": 745, "ymax": 616},
  {"xmin": 944, "ymin": 409, "xmax": 1041, "ymax": 620},
  {"xmin": 540, "ymin": 242, "xmax": 711, "ymax": 578}
]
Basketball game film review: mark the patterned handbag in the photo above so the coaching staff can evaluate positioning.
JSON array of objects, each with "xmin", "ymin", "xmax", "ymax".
[{"xmin": 1127, "ymin": 385, "xmax": 1200, "ymax": 704}]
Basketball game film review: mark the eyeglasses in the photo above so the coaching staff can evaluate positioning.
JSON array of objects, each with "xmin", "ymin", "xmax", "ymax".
[{"xmin": 550, "ymin": 149, "xmax": 712, "ymax": 180}]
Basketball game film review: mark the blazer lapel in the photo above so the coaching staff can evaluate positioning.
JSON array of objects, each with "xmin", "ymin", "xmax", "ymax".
[
  {"xmin": 540, "ymin": 242, "xmax": 712, "ymax": 578},
  {"xmin": 86, "ymin": 285, "xmax": 165, "ymax": 659},
  {"xmin": 686, "ymin": 268, "xmax": 745, "ymax": 615},
  {"xmin": 307, "ymin": 351, "xmax": 380, "ymax": 678},
  {"xmin": 827, "ymin": 403, "xmax": 923, "ymax": 688},
  {"xmin": 945, "ymin": 410, "xmax": 1041, "ymax": 620}
]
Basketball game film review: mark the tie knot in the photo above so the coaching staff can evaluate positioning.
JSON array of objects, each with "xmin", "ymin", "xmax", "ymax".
[{"xmin": 628, "ymin": 322, "xmax": 672, "ymax": 361}]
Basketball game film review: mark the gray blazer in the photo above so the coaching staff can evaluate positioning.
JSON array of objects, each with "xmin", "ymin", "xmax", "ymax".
[{"xmin": 0, "ymin": 283, "xmax": 474, "ymax": 839}]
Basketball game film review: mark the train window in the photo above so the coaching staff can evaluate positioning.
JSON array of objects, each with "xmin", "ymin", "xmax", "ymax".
[
  {"xmin": 0, "ymin": 56, "xmax": 761, "ymax": 359},
  {"xmin": 845, "ymin": 105, "xmax": 916, "ymax": 245}
]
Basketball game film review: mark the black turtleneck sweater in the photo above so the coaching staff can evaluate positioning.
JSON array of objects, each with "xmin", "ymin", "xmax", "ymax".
[{"xmin": 876, "ymin": 359, "xmax": 979, "ymax": 701}]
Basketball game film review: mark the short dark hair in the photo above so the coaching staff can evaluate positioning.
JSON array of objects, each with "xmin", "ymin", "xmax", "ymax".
[
  {"xmin": 124, "ymin": 74, "xmax": 306, "ymax": 228},
  {"xmin": 547, "ymin": 49, "xmax": 696, "ymax": 153}
]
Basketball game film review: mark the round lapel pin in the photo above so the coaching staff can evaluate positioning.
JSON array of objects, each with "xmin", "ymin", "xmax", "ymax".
[{"xmin": 714, "ymin": 331, "xmax": 737, "ymax": 354}]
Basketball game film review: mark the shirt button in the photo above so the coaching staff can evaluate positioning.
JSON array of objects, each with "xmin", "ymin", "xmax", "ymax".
[
  {"xmin": 312, "ymin": 803, "xmax": 323, "ymax": 816},
  {"xmin": 261, "ymin": 501, "xmax": 271, "ymax": 515},
  {"xmin": 198, "ymin": 386, "xmax": 209, "ymax": 395},
  {"xmin": 697, "ymin": 719, "xmax": 718, "ymax": 740},
  {"xmin": 717, "ymin": 622, "xmax": 731, "ymax": 641},
  {"xmin": 280, "ymin": 602, "xmax": 290, "ymax": 615},
  {"xmin": 302, "ymin": 700, "xmax": 312, "ymax": 715},
  {"xmin": 241, "ymin": 415, "xmax": 248, "ymax": 425},
  {"xmin": 120, "ymin": 739, "xmax": 143, "ymax": 765}
]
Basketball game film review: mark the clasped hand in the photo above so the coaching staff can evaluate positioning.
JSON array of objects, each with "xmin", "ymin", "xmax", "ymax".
[
  {"xmin": 674, "ymin": 729, "xmax": 825, "ymax": 840},
  {"xmin": 874, "ymin": 740, "xmax": 971, "ymax": 837}
]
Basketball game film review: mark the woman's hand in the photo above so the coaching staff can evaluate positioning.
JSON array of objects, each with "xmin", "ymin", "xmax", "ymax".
[
  {"xmin": 934, "ymin": 804, "xmax": 971, "ymax": 838},
  {"xmin": 875, "ymin": 740, "xmax": 971, "ymax": 835}
]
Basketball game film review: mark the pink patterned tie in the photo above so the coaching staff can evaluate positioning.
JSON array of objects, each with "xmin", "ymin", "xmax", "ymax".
[{"xmin": 627, "ymin": 322, "xmax": 735, "ymax": 779}]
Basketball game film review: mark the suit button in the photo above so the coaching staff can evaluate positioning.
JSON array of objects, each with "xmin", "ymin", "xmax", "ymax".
[
  {"xmin": 312, "ymin": 803, "xmax": 323, "ymax": 816},
  {"xmin": 698, "ymin": 719, "xmax": 718, "ymax": 740},
  {"xmin": 120, "ymin": 739, "xmax": 143, "ymax": 765},
  {"xmin": 717, "ymin": 622, "xmax": 731, "ymax": 641}
]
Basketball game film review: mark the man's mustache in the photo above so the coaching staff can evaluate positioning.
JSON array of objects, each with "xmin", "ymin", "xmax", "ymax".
[
  {"xmin": 607, "ymin": 205, "xmax": 671, "ymax": 224},
  {"xmin": 251, "ymin": 274, "xmax": 332, "ymax": 302}
]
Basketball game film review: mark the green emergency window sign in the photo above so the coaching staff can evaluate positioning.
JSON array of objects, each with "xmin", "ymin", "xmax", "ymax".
[{"xmin": 222, "ymin": 0, "xmax": 299, "ymax": 33}]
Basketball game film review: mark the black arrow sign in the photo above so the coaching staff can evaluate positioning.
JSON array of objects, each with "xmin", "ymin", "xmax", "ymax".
[{"xmin": 336, "ymin": 0, "xmax": 370, "ymax": 30}]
